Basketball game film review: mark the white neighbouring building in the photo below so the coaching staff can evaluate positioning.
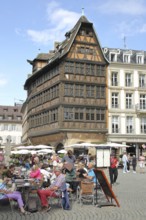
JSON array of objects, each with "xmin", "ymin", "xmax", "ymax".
[
  {"xmin": 104, "ymin": 48, "xmax": 146, "ymax": 157},
  {"xmin": 0, "ymin": 104, "xmax": 22, "ymax": 146}
]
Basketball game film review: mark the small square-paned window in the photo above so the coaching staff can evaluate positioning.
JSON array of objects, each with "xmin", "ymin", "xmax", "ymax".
[
  {"xmin": 8, "ymin": 116, "xmax": 12, "ymax": 120},
  {"xmin": 17, "ymin": 116, "xmax": 22, "ymax": 121}
]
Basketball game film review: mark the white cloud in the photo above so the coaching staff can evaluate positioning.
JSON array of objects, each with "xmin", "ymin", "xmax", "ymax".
[
  {"xmin": 115, "ymin": 19, "xmax": 140, "ymax": 36},
  {"xmin": 26, "ymin": 1, "xmax": 80, "ymax": 45},
  {"xmin": 98, "ymin": 0, "xmax": 146, "ymax": 15},
  {"xmin": 15, "ymin": 28, "xmax": 25, "ymax": 37},
  {"xmin": 140, "ymin": 24, "xmax": 146, "ymax": 33},
  {"xmin": 0, "ymin": 76, "xmax": 7, "ymax": 87}
]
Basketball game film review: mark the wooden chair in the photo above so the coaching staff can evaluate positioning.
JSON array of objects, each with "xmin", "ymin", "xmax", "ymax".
[{"xmin": 79, "ymin": 181, "xmax": 95, "ymax": 205}]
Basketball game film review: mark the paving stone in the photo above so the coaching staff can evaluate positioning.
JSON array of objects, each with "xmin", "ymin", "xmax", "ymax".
[{"xmin": 0, "ymin": 169, "xmax": 146, "ymax": 220}]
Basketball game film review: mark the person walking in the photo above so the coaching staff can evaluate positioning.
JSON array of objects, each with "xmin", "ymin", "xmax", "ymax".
[
  {"xmin": 132, "ymin": 155, "xmax": 137, "ymax": 173},
  {"xmin": 109, "ymin": 154, "xmax": 119, "ymax": 186},
  {"xmin": 122, "ymin": 152, "xmax": 128, "ymax": 173}
]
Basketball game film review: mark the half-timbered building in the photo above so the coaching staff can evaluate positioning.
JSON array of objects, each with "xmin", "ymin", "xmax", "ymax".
[{"xmin": 23, "ymin": 15, "xmax": 109, "ymax": 151}]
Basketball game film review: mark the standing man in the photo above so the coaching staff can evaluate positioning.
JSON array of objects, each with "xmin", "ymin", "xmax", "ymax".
[
  {"xmin": 109, "ymin": 154, "xmax": 119, "ymax": 186},
  {"xmin": 122, "ymin": 152, "xmax": 128, "ymax": 173},
  {"xmin": 132, "ymin": 155, "xmax": 137, "ymax": 173}
]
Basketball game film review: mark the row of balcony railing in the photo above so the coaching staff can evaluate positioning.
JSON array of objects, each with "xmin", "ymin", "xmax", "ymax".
[
  {"xmin": 111, "ymin": 104, "xmax": 146, "ymax": 112},
  {"xmin": 111, "ymin": 81, "xmax": 146, "ymax": 88},
  {"xmin": 112, "ymin": 128, "xmax": 146, "ymax": 133},
  {"xmin": 112, "ymin": 128, "xmax": 135, "ymax": 133}
]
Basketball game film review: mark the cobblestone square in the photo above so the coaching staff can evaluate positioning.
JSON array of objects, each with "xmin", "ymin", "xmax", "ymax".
[{"xmin": 0, "ymin": 169, "xmax": 146, "ymax": 220}]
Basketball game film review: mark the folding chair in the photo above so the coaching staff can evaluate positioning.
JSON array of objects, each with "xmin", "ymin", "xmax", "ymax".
[
  {"xmin": 0, "ymin": 194, "xmax": 15, "ymax": 212},
  {"xmin": 49, "ymin": 189, "xmax": 63, "ymax": 208},
  {"xmin": 49, "ymin": 187, "xmax": 71, "ymax": 210},
  {"xmin": 79, "ymin": 181, "xmax": 95, "ymax": 205}
]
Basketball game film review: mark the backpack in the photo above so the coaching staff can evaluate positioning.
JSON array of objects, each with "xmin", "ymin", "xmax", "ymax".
[{"xmin": 27, "ymin": 196, "xmax": 38, "ymax": 212}]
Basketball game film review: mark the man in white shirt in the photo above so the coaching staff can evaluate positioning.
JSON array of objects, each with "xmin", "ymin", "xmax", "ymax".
[{"xmin": 122, "ymin": 152, "xmax": 128, "ymax": 173}]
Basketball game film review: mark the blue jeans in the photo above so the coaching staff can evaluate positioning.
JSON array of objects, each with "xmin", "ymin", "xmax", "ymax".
[{"xmin": 123, "ymin": 162, "xmax": 127, "ymax": 172}]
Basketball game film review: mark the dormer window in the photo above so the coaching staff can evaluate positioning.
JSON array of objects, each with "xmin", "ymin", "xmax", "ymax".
[
  {"xmin": 123, "ymin": 54, "xmax": 130, "ymax": 63},
  {"xmin": 137, "ymin": 55, "xmax": 144, "ymax": 64},
  {"xmin": 110, "ymin": 53, "xmax": 117, "ymax": 62}
]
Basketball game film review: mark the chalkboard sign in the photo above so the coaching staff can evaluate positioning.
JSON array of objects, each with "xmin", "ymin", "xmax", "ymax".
[{"xmin": 94, "ymin": 169, "xmax": 120, "ymax": 207}]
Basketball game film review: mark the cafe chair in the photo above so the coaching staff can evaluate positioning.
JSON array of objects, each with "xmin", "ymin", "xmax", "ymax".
[
  {"xmin": 49, "ymin": 184, "xmax": 71, "ymax": 210},
  {"xmin": 49, "ymin": 189, "xmax": 63, "ymax": 209},
  {"xmin": 78, "ymin": 181, "xmax": 95, "ymax": 206},
  {"xmin": 0, "ymin": 194, "xmax": 17, "ymax": 213}
]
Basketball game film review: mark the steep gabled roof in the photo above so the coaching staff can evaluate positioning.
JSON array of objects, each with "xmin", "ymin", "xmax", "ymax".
[
  {"xmin": 49, "ymin": 15, "xmax": 108, "ymax": 64},
  {"xmin": 25, "ymin": 15, "xmax": 108, "ymax": 88}
]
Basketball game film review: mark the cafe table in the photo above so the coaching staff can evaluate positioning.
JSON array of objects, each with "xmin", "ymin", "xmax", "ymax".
[{"xmin": 15, "ymin": 178, "xmax": 41, "ymax": 208}]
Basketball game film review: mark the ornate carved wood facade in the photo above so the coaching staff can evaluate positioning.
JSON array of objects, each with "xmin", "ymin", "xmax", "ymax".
[{"xmin": 23, "ymin": 16, "xmax": 108, "ymax": 149}]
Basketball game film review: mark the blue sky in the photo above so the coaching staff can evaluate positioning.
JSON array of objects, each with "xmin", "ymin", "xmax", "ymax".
[{"xmin": 1, "ymin": 0, "xmax": 146, "ymax": 106}]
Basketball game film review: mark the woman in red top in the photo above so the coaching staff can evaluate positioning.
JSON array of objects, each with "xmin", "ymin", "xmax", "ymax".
[{"xmin": 109, "ymin": 154, "xmax": 119, "ymax": 186}]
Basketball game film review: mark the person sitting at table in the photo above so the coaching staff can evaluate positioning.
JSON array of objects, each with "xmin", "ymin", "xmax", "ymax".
[
  {"xmin": 24, "ymin": 157, "xmax": 31, "ymax": 170},
  {"xmin": 4, "ymin": 165, "xmax": 18, "ymax": 179},
  {"xmin": 39, "ymin": 163, "xmax": 51, "ymax": 188},
  {"xmin": 29, "ymin": 165, "xmax": 42, "ymax": 180},
  {"xmin": 76, "ymin": 162, "xmax": 87, "ymax": 179},
  {"xmin": 0, "ymin": 176, "xmax": 30, "ymax": 215},
  {"xmin": 83, "ymin": 162, "xmax": 98, "ymax": 185},
  {"xmin": 37, "ymin": 167, "xmax": 67, "ymax": 212}
]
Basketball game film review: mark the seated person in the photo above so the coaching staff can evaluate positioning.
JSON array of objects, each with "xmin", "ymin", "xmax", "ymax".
[
  {"xmin": 24, "ymin": 157, "xmax": 31, "ymax": 170},
  {"xmin": 4, "ymin": 165, "xmax": 18, "ymax": 179},
  {"xmin": 29, "ymin": 165, "xmax": 42, "ymax": 180},
  {"xmin": 76, "ymin": 162, "xmax": 87, "ymax": 178},
  {"xmin": 37, "ymin": 167, "xmax": 67, "ymax": 212},
  {"xmin": 0, "ymin": 176, "xmax": 30, "ymax": 215},
  {"xmin": 83, "ymin": 162, "xmax": 98, "ymax": 185},
  {"xmin": 39, "ymin": 163, "xmax": 52, "ymax": 187}
]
